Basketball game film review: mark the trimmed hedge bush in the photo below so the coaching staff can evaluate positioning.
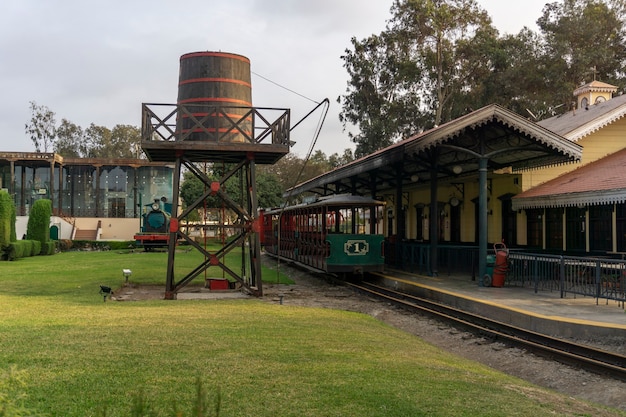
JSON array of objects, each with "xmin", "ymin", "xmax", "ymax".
[
  {"xmin": 26, "ymin": 199, "xmax": 51, "ymax": 253},
  {"xmin": 42, "ymin": 241, "xmax": 56, "ymax": 255},
  {"xmin": 2, "ymin": 240, "xmax": 45, "ymax": 261},
  {"xmin": 0, "ymin": 190, "xmax": 12, "ymax": 249}
]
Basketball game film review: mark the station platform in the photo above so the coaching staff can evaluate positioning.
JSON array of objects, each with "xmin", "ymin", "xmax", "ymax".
[{"xmin": 374, "ymin": 269, "xmax": 626, "ymax": 342}]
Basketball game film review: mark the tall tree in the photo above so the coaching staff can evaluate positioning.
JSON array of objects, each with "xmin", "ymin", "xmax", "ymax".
[
  {"xmin": 339, "ymin": 0, "xmax": 497, "ymax": 157},
  {"xmin": 537, "ymin": 0, "xmax": 626, "ymax": 107},
  {"xmin": 25, "ymin": 101, "xmax": 56, "ymax": 153},
  {"xmin": 108, "ymin": 124, "xmax": 142, "ymax": 159},
  {"xmin": 339, "ymin": 33, "xmax": 415, "ymax": 158},
  {"xmin": 54, "ymin": 119, "xmax": 84, "ymax": 157}
]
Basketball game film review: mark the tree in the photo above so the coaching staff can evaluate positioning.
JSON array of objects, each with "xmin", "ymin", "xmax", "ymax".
[
  {"xmin": 180, "ymin": 165, "xmax": 285, "ymax": 213},
  {"xmin": 26, "ymin": 199, "xmax": 51, "ymax": 249},
  {"xmin": 54, "ymin": 119, "xmax": 84, "ymax": 157},
  {"xmin": 0, "ymin": 190, "xmax": 13, "ymax": 250},
  {"xmin": 328, "ymin": 148, "xmax": 355, "ymax": 169},
  {"xmin": 339, "ymin": 0, "xmax": 497, "ymax": 157},
  {"xmin": 26, "ymin": 102, "xmax": 145, "ymax": 158},
  {"xmin": 25, "ymin": 101, "xmax": 56, "ymax": 152},
  {"xmin": 339, "ymin": 33, "xmax": 413, "ymax": 158},
  {"xmin": 537, "ymin": 0, "xmax": 626, "ymax": 109},
  {"xmin": 107, "ymin": 124, "xmax": 142, "ymax": 159},
  {"xmin": 338, "ymin": 0, "xmax": 626, "ymax": 159},
  {"xmin": 255, "ymin": 172, "xmax": 284, "ymax": 208}
]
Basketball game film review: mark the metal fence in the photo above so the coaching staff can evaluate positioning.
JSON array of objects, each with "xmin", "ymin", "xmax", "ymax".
[
  {"xmin": 386, "ymin": 241, "xmax": 626, "ymax": 305},
  {"xmin": 508, "ymin": 252, "xmax": 626, "ymax": 305}
]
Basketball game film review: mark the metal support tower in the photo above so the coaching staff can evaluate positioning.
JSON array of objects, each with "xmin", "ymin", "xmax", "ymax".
[{"xmin": 140, "ymin": 103, "xmax": 290, "ymax": 298}]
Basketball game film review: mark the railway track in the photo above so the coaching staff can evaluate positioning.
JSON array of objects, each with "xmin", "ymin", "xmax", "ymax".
[{"xmin": 346, "ymin": 279, "xmax": 626, "ymax": 382}]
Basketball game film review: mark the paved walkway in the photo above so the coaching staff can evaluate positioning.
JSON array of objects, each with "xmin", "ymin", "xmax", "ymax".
[{"xmin": 377, "ymin": 270, "xmax": 626, "ymax": 340}]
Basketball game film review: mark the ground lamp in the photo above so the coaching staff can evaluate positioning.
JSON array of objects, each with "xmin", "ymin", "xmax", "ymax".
[
  {"xmin": 122, "ymin": 268, "xmax": 132, "ymax": 283},
  {"xmin": 99, "ymin": 285, "xmax": 112, "ymax": 302}
]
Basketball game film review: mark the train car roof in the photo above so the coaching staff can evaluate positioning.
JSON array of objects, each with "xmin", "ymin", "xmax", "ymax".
[{"xmin": 262, "ymin": 194, "xmax": 384, "ymax": 214}]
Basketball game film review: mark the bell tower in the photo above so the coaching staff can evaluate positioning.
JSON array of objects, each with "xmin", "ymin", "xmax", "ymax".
[{"xmin": 573, "ymin": 80, "xmax": 618, "ymax": 110}]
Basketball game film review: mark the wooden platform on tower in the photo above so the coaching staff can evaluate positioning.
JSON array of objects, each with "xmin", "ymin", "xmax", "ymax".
[
  {"xmin": 140, "ymin": 103, "xmax": 290, "ymax": 164},
  {"xmin": 140, "ymin": 102, "xmax": 291, "ymax": 299}
]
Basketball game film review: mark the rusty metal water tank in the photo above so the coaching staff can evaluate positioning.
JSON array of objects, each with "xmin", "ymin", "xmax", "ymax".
[{"xmin": 177, "ymin": 51, "xmax": 252, "ymax": 142}]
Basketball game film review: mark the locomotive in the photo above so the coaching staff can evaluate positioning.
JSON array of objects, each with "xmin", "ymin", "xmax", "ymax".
[
  {"xmin": 134, "ymin": 198, "xmax": 172, "ymax": 251},
  {"xmin": 261, "ymin": 194, "xmax": 385, "ymax": 277}
]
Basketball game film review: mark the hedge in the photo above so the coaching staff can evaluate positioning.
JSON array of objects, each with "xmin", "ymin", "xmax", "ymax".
[
  {"xmin": 26, "ymin": 199, "xmax": 51, "ymax": 253},
  {"xmin": 0, "ymin": 190, "xmax": 12, "ymax": 249}
]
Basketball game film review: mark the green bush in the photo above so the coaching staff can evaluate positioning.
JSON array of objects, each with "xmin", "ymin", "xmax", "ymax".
[
  {"xmin": 10, "ymin": 200, "xmax": 16, "ymax": 243},
  {"xmin": 106, "ymin": 240, "xmax": 135, "ymax": 250},
  {"xmin": 3, "ymin": 241, "xmax": 38, "ymax": 260},
  {"xmin": 42, "ymin": 241, "xmax": 56, "ymax": 256},
  {"xmin": 0, "ymin": 190, "xmax": 12, "ymax": 250},
  {"xmin": 32, "ymin": 240, "xmax": 42, "ymax": 256},
  {"xmin": 26, "ymin": 199, "xmax": 51, "ymax": 250},
  {"xmin": 22, "ymin": 240, "xmax": 34, "ymax": 257}
]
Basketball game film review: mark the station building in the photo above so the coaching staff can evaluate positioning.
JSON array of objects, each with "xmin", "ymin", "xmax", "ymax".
[
  {"xmin": 0, "ymin": 152, "xmax": 174, "ymax": 241},
  {"xmin": 287, "ymin": 81, "xmax": 626, "ymax": 276}
]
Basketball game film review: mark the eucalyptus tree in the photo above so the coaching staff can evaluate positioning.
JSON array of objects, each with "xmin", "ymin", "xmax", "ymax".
[
  {"xmin": 25, "ymin": 101, "xmax": 56, "ymax": 153},
  {"xmin": 339, "ymin": 0, "xmax": 498, "ymax": 157},
  {"xmin": 537, "ymin": 0, "xmax": 626, "ymax": 107},
  {"xmin": 54, "ymin": 119, "xmax": 84, "ymax": 157}
]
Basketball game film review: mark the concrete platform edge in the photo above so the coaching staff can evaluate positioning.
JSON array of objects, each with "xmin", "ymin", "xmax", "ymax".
[{"xmin": 374, "ymin": 275, "xmax": 626, "ymax": 341}]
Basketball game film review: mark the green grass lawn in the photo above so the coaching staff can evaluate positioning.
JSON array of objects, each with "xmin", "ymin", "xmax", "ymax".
[{"xmin": 0, "ymin": 249, "xmax": 624, "ymax": 416}]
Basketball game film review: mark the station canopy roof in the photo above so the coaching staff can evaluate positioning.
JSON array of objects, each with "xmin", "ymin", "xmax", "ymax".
[{"xmin": 286, "ymin": 104, "xmax": 582, "ymax": 198}]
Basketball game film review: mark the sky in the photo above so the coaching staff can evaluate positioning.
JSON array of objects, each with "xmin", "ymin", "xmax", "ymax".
[{"xmin": 0, "ymin": 0, "xmax": 549, "ymax": 159}]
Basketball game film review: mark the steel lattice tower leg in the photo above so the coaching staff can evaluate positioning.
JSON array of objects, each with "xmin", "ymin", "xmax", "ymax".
[{"xmin": 164, "ymin": 153, "xmax": 263, "ymax": 299}]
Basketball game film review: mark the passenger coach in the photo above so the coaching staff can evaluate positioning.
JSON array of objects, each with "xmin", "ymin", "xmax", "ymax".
[{"xmin": 261, "ymin": 194, "xmax": 385, "ymax": 277}]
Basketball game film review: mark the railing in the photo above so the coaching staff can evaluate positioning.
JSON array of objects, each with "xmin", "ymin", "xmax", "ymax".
[
  {"xmin": 507, "ymin": 252, "xmax": 626, "ymax": 305},
  {"xmin": 385, "ymin": 241, "xmax": 479, "ymax": 278},
  {"xmin": 386, "ymin": 241, "xmax": 626, "ymax": 305},
  {"xmin": 141, "ymin": 103, "xmax": 291, "ymax": 146}
]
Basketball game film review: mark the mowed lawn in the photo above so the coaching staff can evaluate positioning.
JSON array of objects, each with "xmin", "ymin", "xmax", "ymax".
[{"xmin": 1, "ymin": 249, "xmax": 624, "ymax": 416}]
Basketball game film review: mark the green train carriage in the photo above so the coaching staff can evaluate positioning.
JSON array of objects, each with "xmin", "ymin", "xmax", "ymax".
[{"xmin": 261, "ymin": 194, "xmax": 385, "ymax": 276}]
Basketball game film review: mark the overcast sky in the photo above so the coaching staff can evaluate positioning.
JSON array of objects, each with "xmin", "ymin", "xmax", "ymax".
[{"xmin": 0, "ymin": 0, "xmax": 549, "ymax": 158}]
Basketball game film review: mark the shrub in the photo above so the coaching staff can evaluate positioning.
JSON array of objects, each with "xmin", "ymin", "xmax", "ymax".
[
  {"xmin": 32, "ymin": 240, "xmax": 42, "ymax": 256},
  {"xmin": 22, "ymin": 240, "xmax": 34, "ymax": 257},
  {"xmin": 42, "ymin": 241, "xmax": 56, "ymax": 255},
  {"xmin": 26, "ymin": 199, "xmax": 51, "ymax": 251},
  {"xmin": 0, "ymin": 190, "xmax": 12, "ymax": 250},
  {"xmin": 10, "ymin": 199, "xmax": 16, "ymax": 243},
  {"xmin": 106, "ymin": 241, "xmax": 135, "ymax": 250},
  {"xmin": 58, "ymin": 239, "xmax": 73, "ymax": 251}
]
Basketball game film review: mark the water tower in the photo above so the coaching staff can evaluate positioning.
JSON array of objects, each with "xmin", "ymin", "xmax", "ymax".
[{"xmin": 141, "ymin": 51, "xmax": 291, "ymax": 299}]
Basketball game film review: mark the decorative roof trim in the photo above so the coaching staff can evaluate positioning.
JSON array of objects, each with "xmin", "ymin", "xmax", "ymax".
[
  {"xmin": 566, "ymin": 106, "xmax": 626, "ymax": 142},
  {"xmin": 404, "ymin": 105, "xmax": 582, "ymax": 164},
  {"xmin": 512, "ymin": 189, "xmax": 626, "ymax": 210}
]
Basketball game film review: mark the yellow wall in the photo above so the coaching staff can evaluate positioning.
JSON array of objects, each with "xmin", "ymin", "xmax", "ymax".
[
  {"xmin": 523, "ymin": 117, "xmax": 626, "ymax": 191},
  {"xmin": 397, "ymin": 173, "xmax": 520, "ymax": 245}
]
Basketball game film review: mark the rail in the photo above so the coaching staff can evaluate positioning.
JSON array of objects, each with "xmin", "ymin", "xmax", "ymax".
[{"xmin": 349, "ymin": 280, "xmax": 626, "ymax": 382}]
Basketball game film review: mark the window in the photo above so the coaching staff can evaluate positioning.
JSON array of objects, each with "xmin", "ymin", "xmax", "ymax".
[
  {"xmin": 526, "ymin": 209, "xmax": 543, "ymax": 248},
  {"xmin": 581, "ymin": 97, "xmax": 588, "ymax": 108},
  {"xmin": 545, "ymin": 208, "xmax": 563, "ymax": 250},
  {"xmin": 616, "ymin": 204, "xmax": 626, "ymax": 252},
  {"xmin": 566, "ymin": 207, "xmax": 586, "ymax": 252},
  {"xmin": 589, "ymin": 205, "xmax": 612, "ymax": 252}
]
